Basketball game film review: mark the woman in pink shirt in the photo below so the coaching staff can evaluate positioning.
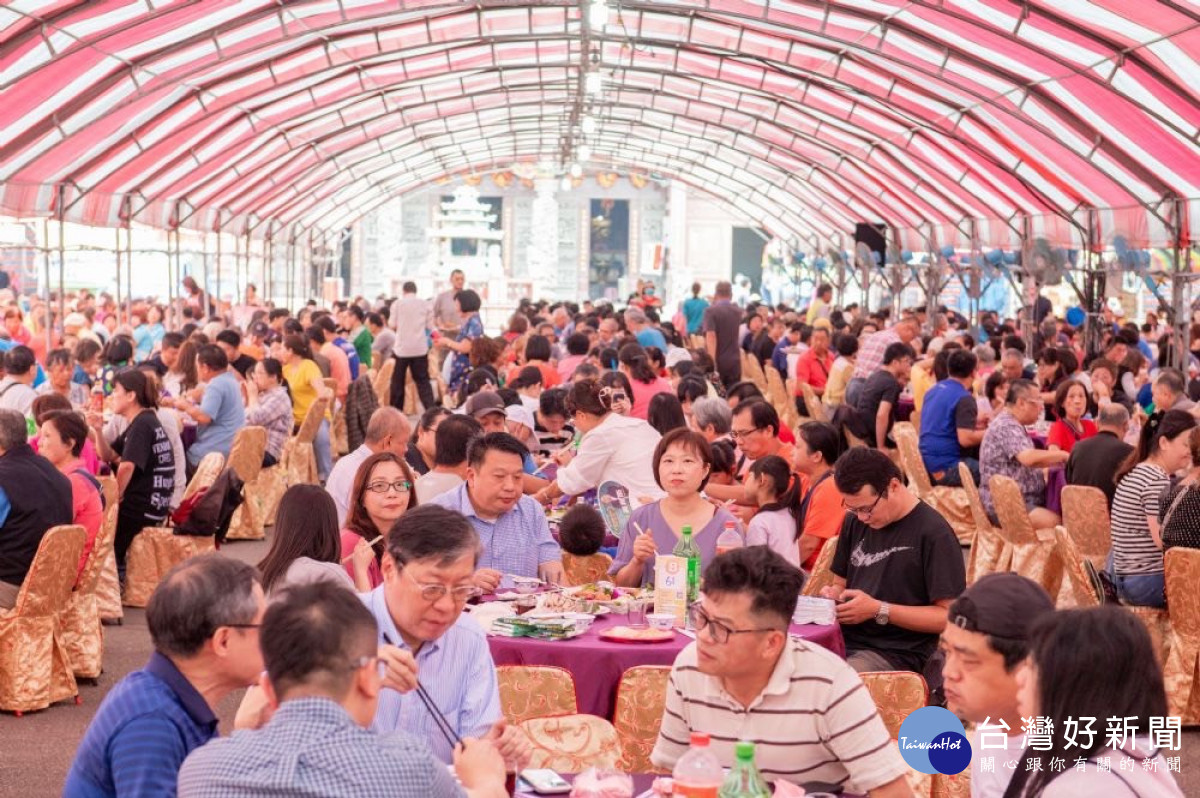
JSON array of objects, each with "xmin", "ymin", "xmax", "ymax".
[
  {"xmin": 38, "ymin": 410, "xmax": 104, "ymax": 583},
  {"xmin": 619, "ymin": 343, "xmax": 673, "ymax": 420},
  {"xmin": 339, "ymin": 452, "xmax": 418, "ymax": 588},
  {"xmin": 31, "ymin": 394, "xmax": 101, "ymax": 473}
]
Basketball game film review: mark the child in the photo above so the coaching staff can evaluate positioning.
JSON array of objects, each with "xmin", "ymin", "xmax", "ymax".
[
  {"xmin": 707, "ymin": 440, "xmax": 738, "ymax": 486},
  {"xmin": 743, "ymin": 455, "xmax": 802, "ymax": 568},
  {"xmin": 558, "ymin": 503, "xmax": 607, "ymax": 557}
]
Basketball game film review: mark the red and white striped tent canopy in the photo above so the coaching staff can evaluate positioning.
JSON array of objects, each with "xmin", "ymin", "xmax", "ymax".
[{"xmin": 2, "ymin": 1, "xmax": 1197, "ymax": 251}]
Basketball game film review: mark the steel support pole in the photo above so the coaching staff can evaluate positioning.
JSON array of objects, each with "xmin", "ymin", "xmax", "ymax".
[
  {"xmin": 215, "ymin": 227, "xmax": 223, "ymax": 320},
  {"xmin": 43, "ymin": 219, "xmax": 52, "ymax": 355},
  {"xmin": 114, "ymin": 227, "xmax": 122, "ymax": 327},
  {"xmin": 125, "ymin": 221, "xmax": 133, "ymax": 323}
]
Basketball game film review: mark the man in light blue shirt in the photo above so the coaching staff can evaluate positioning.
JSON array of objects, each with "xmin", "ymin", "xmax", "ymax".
[
  {"xmin": 624, "ymin": 306, "xmax": 667, "ymax": 351},
  {"xmin": 174, "ymin": 344, "xmax": 245, "ymax": 469},
  {"xmin": 361, "ymin": 505, "xmax": 530, "ymax": 770},
  {"xmin": 429, "ymin": 432, "xmax": 563, "ymax": 593}
]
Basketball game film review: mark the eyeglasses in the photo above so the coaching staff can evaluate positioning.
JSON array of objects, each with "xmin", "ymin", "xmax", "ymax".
[
  {"xmin": 729, "ymin": 426, "xmax": 765, "ymax": 441},
  {"xmin": 366, "ymin": 480, "xmax": 412, "ymax": 494},
  {"xmin": 689, "ymin": 605, "xmax": 781, "ymax": 645},
  {"xmin": 401, "ymin": 567, "xmax": 482, "ymax": 604},
  {"xmin": 841, "ymin": 490, "xmax": 885, "ymax": 518}
]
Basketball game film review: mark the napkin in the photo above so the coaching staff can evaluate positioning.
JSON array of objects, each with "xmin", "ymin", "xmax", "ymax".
[
  {"xmin": 793, "ymin": 596, "xmax": 836, "ymax": 625},
  {"xmin": 465, "ymin": 602, "xmax": 516, "ymax": 635},
  {"xmin": 771, "ymin": 778, "xmax": 806, "ymax": 797}
]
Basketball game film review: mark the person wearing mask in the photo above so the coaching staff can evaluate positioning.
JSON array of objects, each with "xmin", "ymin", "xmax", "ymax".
[
  {"xmin": 1109, "ymin": 409, "xmax": 1197, "ymax": 607},
  {"xmin": 390, "ymin": 281, "xmax": 436, "ymax": 414},
  {"xmin": 360, "ymin": 506, "xmax": 531, "ymax": 770},
  {"xmin": 651, "ymin": 546, "xmax": 911, "ymax": 795},
  {"xmin": 339, "ymin": 452, "xmax": 419, "ymax": 590},
  {"xmin": 853, "ymin": 342, "xmax": 915, "ymax": 451},
  {"xmin": 979, "ymin": 380, "xmax": 1069, "ymax": 530},
  {"xmin": 406, "ymin": 406, "xmax": 451, "ymax": 477},
  {"xmin": 939, "ymin": 574, "xmax": 1055, "ymax": 798},
  {"xmin": 243, "ymin": 358, "xmax": 293, "ymax": 467},
  {"xmin": 415, "ymin": 415, "xmax": 483, "ymax": 504},
  {"xmin": 37, "ymin": 348, "xmax": 90, "ymax": 407},
  {"xmin": 326, "ymin": 407, "xmax": 412, "ymax": 527},
  {"xmin": 791, "ymin": 421, "xmax": 845, "ymax": 570},
  {"xmin": 1045, "ymin": 379, "xmax": 1095, "ymax": 454},
  {"xmin": 1007, "ymin": 607, "xmax": 1184, "ymax": 797},
  {"xmin": 257, "ymin": 485, "xmax": 373, "ymax": 594},
  {"xmin": 610, "ymin": 428, "xmax": 739, "ymax": 587},
  {"xmin": 89, "ymin": 369, "xmax": 176, "ymax": 576},
  {"xmin": 822, "ymin": 448, "xmax": 965, "ymax": 679},
  {"xmin": 702, "ymin": 280, "xmax": 743, "ymax": 389},
  {"xmin": 919, "ymin": 349, "xmax": 984, "ymax": 486},
  {"xmin": 169, "ymin": 344, "xmax": 246, "ymax": 475},
  {"xmin": 65, "ymin": 555, "xmax": 266, "ymax": 797},
  {"xmin": 1064, "ymin": 403, "xmax": 1133, "ymax": 507},
  {"xmin": 794, "ymin": 324, "xmax": 835, "ymax": 411},
  {"xmin": 37, "ymin": 409, "xmax": 104, "ymax": 583}
]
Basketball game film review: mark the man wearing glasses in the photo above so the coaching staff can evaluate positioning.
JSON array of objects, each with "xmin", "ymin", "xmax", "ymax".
[
  {"xmin": 650, "ymin": 547, "xmax": 913, "ymax": 797},
  {"xmin": 703, "ymin": 399, "xmax": 793, "ymax": 508},
  {"xmin": 179, "ymin": 581, "xmax": 508, "ymax": 798},
  {"xmin": 820, "ymin": 448, "xmax": 964, "ymax": 685},
  {"xmin": 361, "ymin": 505, "xmax": 531, "ymax": 771},
  {"xmin": 66, "ymin": 555, "xmax": 266, "ymax": 798}
]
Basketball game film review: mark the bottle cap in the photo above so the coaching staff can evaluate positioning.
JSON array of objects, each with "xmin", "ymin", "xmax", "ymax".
[
  {"xmin": 689, "ymin": 732, "xmax": 710, "ymax": 747},
  {"xmin": 735, "ymin": 741, "xmax": 755, "ymax": 760}
]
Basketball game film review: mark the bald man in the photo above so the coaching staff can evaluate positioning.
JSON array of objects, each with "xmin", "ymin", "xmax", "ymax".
[{"xmin": 325, "ymin": 407, "xmax": 412, "ymax": 526}]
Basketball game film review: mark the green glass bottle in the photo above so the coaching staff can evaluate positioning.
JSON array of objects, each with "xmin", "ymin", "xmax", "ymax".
[
  {"xmin": 719, "ymin": 741, "xmax": 770, "ymax": 798},
  {"xmin": 672, "ymin": 525, "xmax": 701, "ymax": 606}
]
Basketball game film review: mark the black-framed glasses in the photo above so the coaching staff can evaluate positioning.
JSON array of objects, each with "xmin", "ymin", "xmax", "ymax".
[
  {"xmin": 729, "ymin": 426, "xmax": 765, "ymax": 441},
  {"xmin": 401, "ymin": 568, "xmax": 482, "ymax": 603},
  {"xmin": 841, "ymin": 491, "xmax": 885, "ymax": 519},
  {"xmin": 689, "ymin": 605, "xmax": 781, "ymax": 645},
  {"xmin": 366, "ymin": 480, "xmax": 412, "ymax": 494}
]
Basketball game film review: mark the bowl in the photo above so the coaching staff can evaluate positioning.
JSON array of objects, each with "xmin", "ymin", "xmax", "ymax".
[
  {"xmin": 562, "ymin": 612, "xmax": 596, "ymax": 632},
  {"xmin": 511, "ymin": 576, "xmax": 542, "ymax": 595},
  {"xmin": 647, "ymin": 612, "xmax": 676, "ymax": 631}
]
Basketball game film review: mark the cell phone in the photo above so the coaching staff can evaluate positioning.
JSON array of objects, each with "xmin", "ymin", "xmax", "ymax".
[
  {"xmin": 612, "ymin": 392, "xmax": 627, "ymax": 403},
  {"xmin": 519, "ymin": 769, "xmax": 572, "ymax": 794}
]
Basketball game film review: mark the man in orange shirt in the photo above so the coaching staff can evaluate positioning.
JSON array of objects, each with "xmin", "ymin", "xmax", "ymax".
[{"xmin": 794, "ymin": 325, "xmax": 835, "ymax": 414}]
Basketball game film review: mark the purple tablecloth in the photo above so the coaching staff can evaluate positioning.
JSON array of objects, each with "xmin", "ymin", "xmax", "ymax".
[
  {"xmin": 1045, "ymin": 466, "xmax": 1066, "ymax": 516},
  {"xmin": 896, "ymin": 397, "xmax": 915, "ymax": 422},
  {"xmin": 488, "ymin": 612, "xmax": 845, "ymax": 719},
  {"xmin": 516, "ymin": 772, "xmax": 864, "ymax": 797}
]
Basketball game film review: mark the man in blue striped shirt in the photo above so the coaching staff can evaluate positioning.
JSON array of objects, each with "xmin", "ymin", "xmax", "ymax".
[
  {"xmin": 363, "ymin": 505, "xmax": 531, "ymax": 770},
  {"xmin": 64, "ymin": 555, "xmax": 266, "ymax": 798}
]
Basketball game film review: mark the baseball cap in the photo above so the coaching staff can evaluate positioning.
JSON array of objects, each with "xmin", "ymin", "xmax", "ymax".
[
  {"xmin": 464, "ymin": 392, "xmax": 506, "ymax": 419},
  {"xmin": 248, "ymin": 321, "xmax": 269, "ymax": 339},
  {"xmin": 946, "ymin": 573, "xmax": 1054, "ymax": 639}
]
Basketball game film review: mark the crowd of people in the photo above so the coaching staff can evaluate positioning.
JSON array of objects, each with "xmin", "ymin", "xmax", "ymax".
[{"xmin": 0, "ymin": 272, "xmax": 1188, "ymax": 796}]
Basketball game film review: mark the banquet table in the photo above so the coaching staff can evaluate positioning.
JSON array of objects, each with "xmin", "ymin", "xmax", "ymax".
[
  {"xmin": 515, "ymin": 771, "xmax": 865, "ymax": 797},
  {"xmin": 487, "ymin": 611, "xmax": 845, "ymax": 719},
  {"xmin": 1045, "ymin": 466, "xmax": 1066, "ymax": 516}
]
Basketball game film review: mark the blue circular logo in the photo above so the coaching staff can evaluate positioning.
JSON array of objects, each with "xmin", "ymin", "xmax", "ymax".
[{"xmin": 896, "ymin": 707, "xmax": 972, "ymax": 775}]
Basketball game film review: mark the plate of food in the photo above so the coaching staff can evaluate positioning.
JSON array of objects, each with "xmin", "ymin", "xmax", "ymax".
[
  {"xmin": 537, "ymin": 591, "xmax": 611, "ymax": 615},
  {"xmin": 599, "ymin": 625, "xmax": 675, "ymax": 644}
]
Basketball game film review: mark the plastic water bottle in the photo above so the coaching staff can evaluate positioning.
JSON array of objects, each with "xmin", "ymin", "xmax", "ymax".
[
  {"xmin": 715, "ymin": 521, "xmax": 743, "ymax": 557},
  {"xmin": 672, "ymin": 732, "xmax": 724, "ymax": 798},
  {"xmin": 719, "ymin": 741, "xmax": 770, "ymax": 798}
]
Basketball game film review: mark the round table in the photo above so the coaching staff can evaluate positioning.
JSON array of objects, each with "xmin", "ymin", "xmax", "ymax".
[{"xmin": 488, "ymin": 611, "xmax": 845, "ymax": 719}]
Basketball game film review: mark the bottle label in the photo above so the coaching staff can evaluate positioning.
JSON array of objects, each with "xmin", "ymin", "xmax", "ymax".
[
  {"xmin": 686, "ymin": 556, "xmax": 699, "ymax": 601},
  {"xmin": 674, "ymin": 784, "xmax": 719, "ymax": 798}
]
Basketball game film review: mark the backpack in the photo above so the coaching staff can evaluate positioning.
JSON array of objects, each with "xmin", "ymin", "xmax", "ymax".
[{"xmin": 172, "ymin": 467, "xmax": 245, "ymax": 544}]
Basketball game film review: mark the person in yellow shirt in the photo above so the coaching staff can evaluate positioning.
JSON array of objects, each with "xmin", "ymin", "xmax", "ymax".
[{"xmin": 279, "ymin": 334, "xmax": 334, "ymax": 480}]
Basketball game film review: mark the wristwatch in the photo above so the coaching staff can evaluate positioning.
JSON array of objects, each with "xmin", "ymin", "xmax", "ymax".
[{"xmin": 875, "ymin": 601, "xmax": 890, "ymax": 626}]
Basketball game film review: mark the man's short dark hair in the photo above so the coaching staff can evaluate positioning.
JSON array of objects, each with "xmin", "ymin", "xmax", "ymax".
[
  {"xmin": 268, "ymin": 308, "xmax": 290, "ymax": 322},
  {"xmin": 566, "ymin": 332, "xmax": 590, "ymax": 356},
  {"xmin": 366, "ymin": 312, "xmax": 385, "ymax": 327},
  {"xmin": 215, "ymin": 329, "xmax": 241, "ymax": 348},
  {"xmin": 263, "ymin": 581, "xmax": 378, "ymax": 699},
  {"xmin": 731, "ymin": 398, "xmax": 780, "ymax": 437},
  {"xmin": 882, "ymin": 342, "xmax": 916, "ymax": 365},
  {"xmin": 4, "ymin": 345, "xmax": 35, "ymax": 376},
  {"xmin": 947, "ymin": 349, "xmax": 977, "ymax": 380},
  {"xmin": 1156, "ymin": 368, "xmax": 1186, "ymax": 397},
  {"xmin": 538, "ymin": 388, "xmax": 569, "ymax": 419},
  {"xmin": 676, "ymin": 376, "xmax": 708, "ymax": 405},
  {"xmin": 834, "ymin": 447, "xmax": 902, "ymax": 496},
  {"xmin": 834, "ymin": 333, "xmax": 859, "ymax": 358},
  {"xmin": 403, "ymin": 281, "xmax": 418, "ymax": 294},
  {"xmin": 146, "ymin": 554, "xmax": 260, "ymax": 658},
  {"xmin": 346, "ymin": 305, "xmax": 365, "ymax": 322},
  {"xmin": 195, "ymin": 343, "xmax": 229, "ymax": 372},
  {"xmin": 161, "ymin": 332, "xmax": 185, "ymax": 350},
  {"xmin": 702, "ymin": 546, "xmax": 803, "ymax": 626},
  {"xmin": 1005, "ymin": 378, "xmax": 1038, "ymax": 406},
  {"xmin": 467, "ymin": 431, "xmax": 529, "ymax": 470},
  {"xmin": 726, "ymin": 381, "xmax": 764, "ymax": 405},
  {"xmin": 557, "ymin": 504, "xmax": 607, "ymax": 557},
  {"xmin": 74, "ymin": 338, "xmax": 102, "ymax": 363},
  {"xmin": 433, "ymin": 414, "xmax": 483, "ymax": 467},
  {"xmin": 385, "ymin": 505, "xmax": 482, "ymax": 568}
]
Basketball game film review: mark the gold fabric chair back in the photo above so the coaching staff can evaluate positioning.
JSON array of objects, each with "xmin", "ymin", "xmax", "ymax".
[
  {"xmin": 0, "ymin": 524, "xmax": 86, "ymax": 713},
  {"xmin": 891, "ymin": 424, "xmax": 975, "ymax": 544},
  {"xmin": 227, "ymin": 426, "xmax": 267, "ymax": 485},
  {"xmin": 1052, "ymin": 526, "xmax": 1100, "ymax": 608},
  {"xmin": 562, "ymin": 552, "xmax": 613, "ymax": 587},
  {"xmin": 860, "ymin": 671, "xmax": 931, "ymax": 798},
  {"xmin": 519, "ymin": 714, "xmax": 622, "ymax": 772},
  {"xmin": 1060, "ymin": 485, "xmax": 1111, "ymax": 571},
  {"xmin": 63, "ymin": 494, "xmax": 121, "ymax": 678},
  {"xmin": 123, "ymin": 528, "xmax": 216, "ymax": 608},
  {"xmin": 893, "ymin": 424, "xmax": 932, "ymax": 497},
  {"xmin": 93, "ymin": 476, "xmax": 123, "ymax": 622},
  {"xmin": 497, "ymin": 665, "xmax": 578, "ymax": 724},
  {"xmin": 1163, "ymin": 548, "xmax": 1200, "ymax": 723},
  {"xmin": 613, "ymin": 666, "xmax": 671, "ymax": 774},
  {"xmin": 743, "ymin": 353, "xmax": 768, "ymax": 392},
  {"xmin": 296, "ymin": 396, "xmax": 329, "ymax": 445},
  {"xmin": 800, "ymin": 382, "xmax": 829, "ymax": 423},
  {"xmin": 373, "ymin": 358, "xmax": 394, "ymax": 407},
  {"xmin": 989, "ymin": 475, "xmax": 1063, "ymax": 598},
  {"xmin": 182, "ymin": 452, "xmax": 225, "ymax": 502},
  {"xmin": 801, "ymin": 536, "xmax": 839, "ymax": 596}
]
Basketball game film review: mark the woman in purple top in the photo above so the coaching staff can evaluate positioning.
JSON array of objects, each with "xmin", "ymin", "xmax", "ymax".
[{"xmin": 610, "ymin": 427, "xmax": 739, "ymax": 587}]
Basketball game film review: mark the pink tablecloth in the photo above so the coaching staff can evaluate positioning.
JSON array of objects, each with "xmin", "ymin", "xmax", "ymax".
[{"xmin": 488, "ymin": 611, "xmax": 845, "ymax": 719}]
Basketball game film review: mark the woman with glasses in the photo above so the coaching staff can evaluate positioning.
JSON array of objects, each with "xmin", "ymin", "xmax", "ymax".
[
  {"xmin": 609, "ymin": 428, "xmax": 739, "ymax": 587},
  {"xmin": 339, "ymin": 452, "xmax": 419, "ymax": 589},
  {"xmin": 258, "ymin": 485, "xmax": 374, "ymax": 593}
]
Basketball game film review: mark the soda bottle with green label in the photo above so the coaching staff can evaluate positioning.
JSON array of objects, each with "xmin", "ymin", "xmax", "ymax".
[{"xmin": 672, "ymin": 525, "xmax": 700, "ymax": 606}]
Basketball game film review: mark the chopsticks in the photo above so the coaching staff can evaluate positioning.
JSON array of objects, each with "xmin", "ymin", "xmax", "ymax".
[
  {"xmin": 381, "ymin": 632, "xmax": 462, "ymax": 750},
  {"xmin": 340, "ymin": 534, "xmax": 384, "ymax": 563}
]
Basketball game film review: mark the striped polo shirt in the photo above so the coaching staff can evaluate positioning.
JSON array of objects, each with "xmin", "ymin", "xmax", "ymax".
[
  {"xmin": 650, "ymin": 639, "xmax": 909, "ymax": 793},
  {"xmin": 1111, "ymin": 462, "xmax": 1170, "ymax": 575}
]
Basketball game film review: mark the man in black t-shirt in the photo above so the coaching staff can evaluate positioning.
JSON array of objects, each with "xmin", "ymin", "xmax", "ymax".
[
  {"xmin": 822, "ymin": 448, "xmax": 965, "ymax": 684},
  {"xmin": 852, "ymin": 342, "xmax": 914, "ymax": 449}
]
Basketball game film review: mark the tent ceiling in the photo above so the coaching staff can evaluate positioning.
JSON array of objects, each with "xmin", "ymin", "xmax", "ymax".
[{"xmin": 1, "ymin": 0, "xmax": 1196, "ymax": 248}]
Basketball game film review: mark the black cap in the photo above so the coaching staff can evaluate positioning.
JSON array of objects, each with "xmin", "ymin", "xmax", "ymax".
[{"xmin": 947, "ymin": 573, "xmax": 1054, "ymax": 640}]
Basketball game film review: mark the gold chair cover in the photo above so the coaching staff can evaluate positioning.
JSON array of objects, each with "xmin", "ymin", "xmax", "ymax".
[
  {"xmin": 562, "ymin": 552, "xmax": 613, "ymax": 587},
  {"xmin": 800, "ymin": 382, "xmax": 830, "ymax": 424},
  {"xmin": 62, "ymin": 495, "xmax": 120, "ymax": 678},
  {"xmin": 989, "ymin": 475, "xmax": 1063, "ymax": 599},
  {"xmin": 893, "ymin": 425, "xmax": 975, "ymax": 545},
  {"xmin": 613, "ymin": 666, "xmax": 671, "ymax": 774},
  {"xmin": 801, "ymin": 535, "xmax": 839, "ymax": 597},
  {"xmin": 94, "ymin": 477, "xmax": 123, "ymax": 623},
  {"xmin": 0, "ymin": 525, "xmax": 86, "ymax": 713},
  {"xmin": 225, "ymin": 427, "xmax": 268, "ymax": 541},
  {"xmin": 959, "ymin": 464, "xmax": 1010, "ymax": 584},
  {"xmin": 1060, "ymin": 485, "xmax": 1112, "ymax": 572},
  {"xmin": 373, "ymin": 358, "xmax": 394, "ymax": 407},
  {"xmin": 497, "ymin": 665, "xmax": 578, "ymax": 724},
  {"xmin": 743, "ymin": 353, "xmax": 768, "ymax": 392},
  {"xmin": 182, "ymin": 452, "xmax": 226, "ymax": 502},
  {"xmin": 931, "ymin": 772, "xmax": 971, "ymax": 798},
  {"xmin": 123, "ymin": 528, "xmax": 216, "ymax": 608},
  {"xmin": 519, "ymin": 714, "xmax": 623, "ymax": 772},
  {"xmin": 859, "ymin": 671, "xmax": 931, "ymax": 798},
  {"xmin": 1052, "ymin": 527, "xmax": 1100, "ymax": 608},
  {"xmin": 1126, "ymin": 605, "xmax": 1171, "ymax": 668},
  {"xmin": 1163, "ymin": 548, "xmax": 1200, "ymax": 723}
]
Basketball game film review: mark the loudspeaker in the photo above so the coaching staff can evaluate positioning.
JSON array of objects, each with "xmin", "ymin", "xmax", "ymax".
[{"xmin": 854, "ymin": 222, "xmax": 887, "ymax": 266}]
